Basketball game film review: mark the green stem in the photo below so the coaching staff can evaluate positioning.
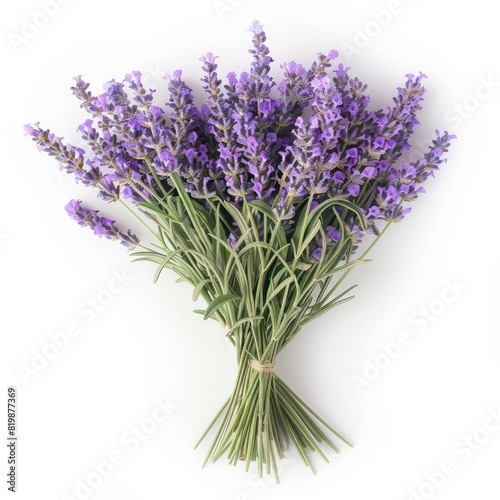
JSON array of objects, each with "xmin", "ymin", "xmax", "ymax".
[{"xmin": 117, "ymin": 198, "xmax": 160, "ymax": 242}]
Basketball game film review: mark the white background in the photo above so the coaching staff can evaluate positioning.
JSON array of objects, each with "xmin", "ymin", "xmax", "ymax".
[{"xmin": 1, "ymin": 1, "xmax": 499, "ymax": 499}]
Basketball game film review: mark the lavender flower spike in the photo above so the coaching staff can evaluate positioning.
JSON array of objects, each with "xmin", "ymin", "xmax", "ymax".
[{"xmin": 65, "ymin": 200, "xmax": 139, "ymax": 248}]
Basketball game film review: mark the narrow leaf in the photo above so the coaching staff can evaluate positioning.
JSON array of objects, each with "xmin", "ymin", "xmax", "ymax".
[
  {"xmin": 203, "ymin": 294, "xmax": 241, "ymax": 321},
  {"xmin": 192, "ymin": 278, "xmax": 211, "ymax": 302}
]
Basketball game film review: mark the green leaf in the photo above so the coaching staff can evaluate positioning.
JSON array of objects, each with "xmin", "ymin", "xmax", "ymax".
[
  {"xmin": 310, "ymin": 196, "xmax": 368, "ymax": 231},
  {"xmin": 225, "ymin": 316, "xmax": 265, "ymax": 337},
  {"xmin": 192, "ymin": 279, "xmax": 211, "ymax": 302},
  {"xmin": 222, "ymin": 200, "xmax": 251, "ymax": 236},
  {"xmin": 319, "ymin": 259, "xmax": 371, "ymax": 280},
  {"xmin": 290, "ymin": 198, "xmax": 311, "ymax": 251},
  {"xmin": 207, "ymin": 232, "xmax": 250, "ymax": 296},
  {"xmin": 239, "ymin": 241, "xmax": 290, "ymax": 273},
  {"xmin": 130, "ymin": 256, "xmax": 165, "ymax": 266},
  {"xmin": 152, "ymin": 249, "xmax": 184, "ymax": 283},
  {"xmin": 295, "ymin": 219, "xmax": 322, "ymax": 258},
  {"xmin": 169, "ymin": 172, "xmax": 211, "ymax": 250},
  {"xmin": 203, "ymin": 294, "xmax": 241, "ymax": 321},
  {"xmin": 302, "ymin": 284, "xmax": 358, "ymax": 325},
  {"xmin": 247, "ymin": 200, "xmax": 277, "ymax": 221},
  {"xmin": 264, "ymin": 275, "xmax": 298, "ymax": 309},
  {"xmin": 295, "ymin": 261, "xmax": 313, "ymax": 271},
  {"xmin": 307, "ymin": 295, "xmax": 356, "ymax": 322},
  {"xmin": 192, "ymin": 201, "xmax": 216, "ymax": 231}
]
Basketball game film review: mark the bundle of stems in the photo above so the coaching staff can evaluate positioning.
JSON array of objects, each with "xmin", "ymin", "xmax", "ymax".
[{"xmin": 133, "ymin": 174, "xmax": 387, "ymax": 479}]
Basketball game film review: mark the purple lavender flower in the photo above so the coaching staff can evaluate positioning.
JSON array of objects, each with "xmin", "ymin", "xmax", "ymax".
[
  {"xmin": 27, "ymin": 20, "xmax": 454, "ymax": 254},
  {"xmin": 24, "ymin": 123, "xmax": 85, "ymax": 176},
  {"xmin": 65, "ymin": 200, "xmax": 139, "ymax": 248},
  {"xmin": 312, "ymin": 248, "xmax": 323, "ymax": 260},
  {"xmin": 326, "ymin": 226, "xmax": 341, "ymax": 243}
]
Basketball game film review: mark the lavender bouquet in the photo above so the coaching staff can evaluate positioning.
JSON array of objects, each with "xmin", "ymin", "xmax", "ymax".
[{"xmin": 26, "ymin": 22, "xmax": 454, "ymax": 480}]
